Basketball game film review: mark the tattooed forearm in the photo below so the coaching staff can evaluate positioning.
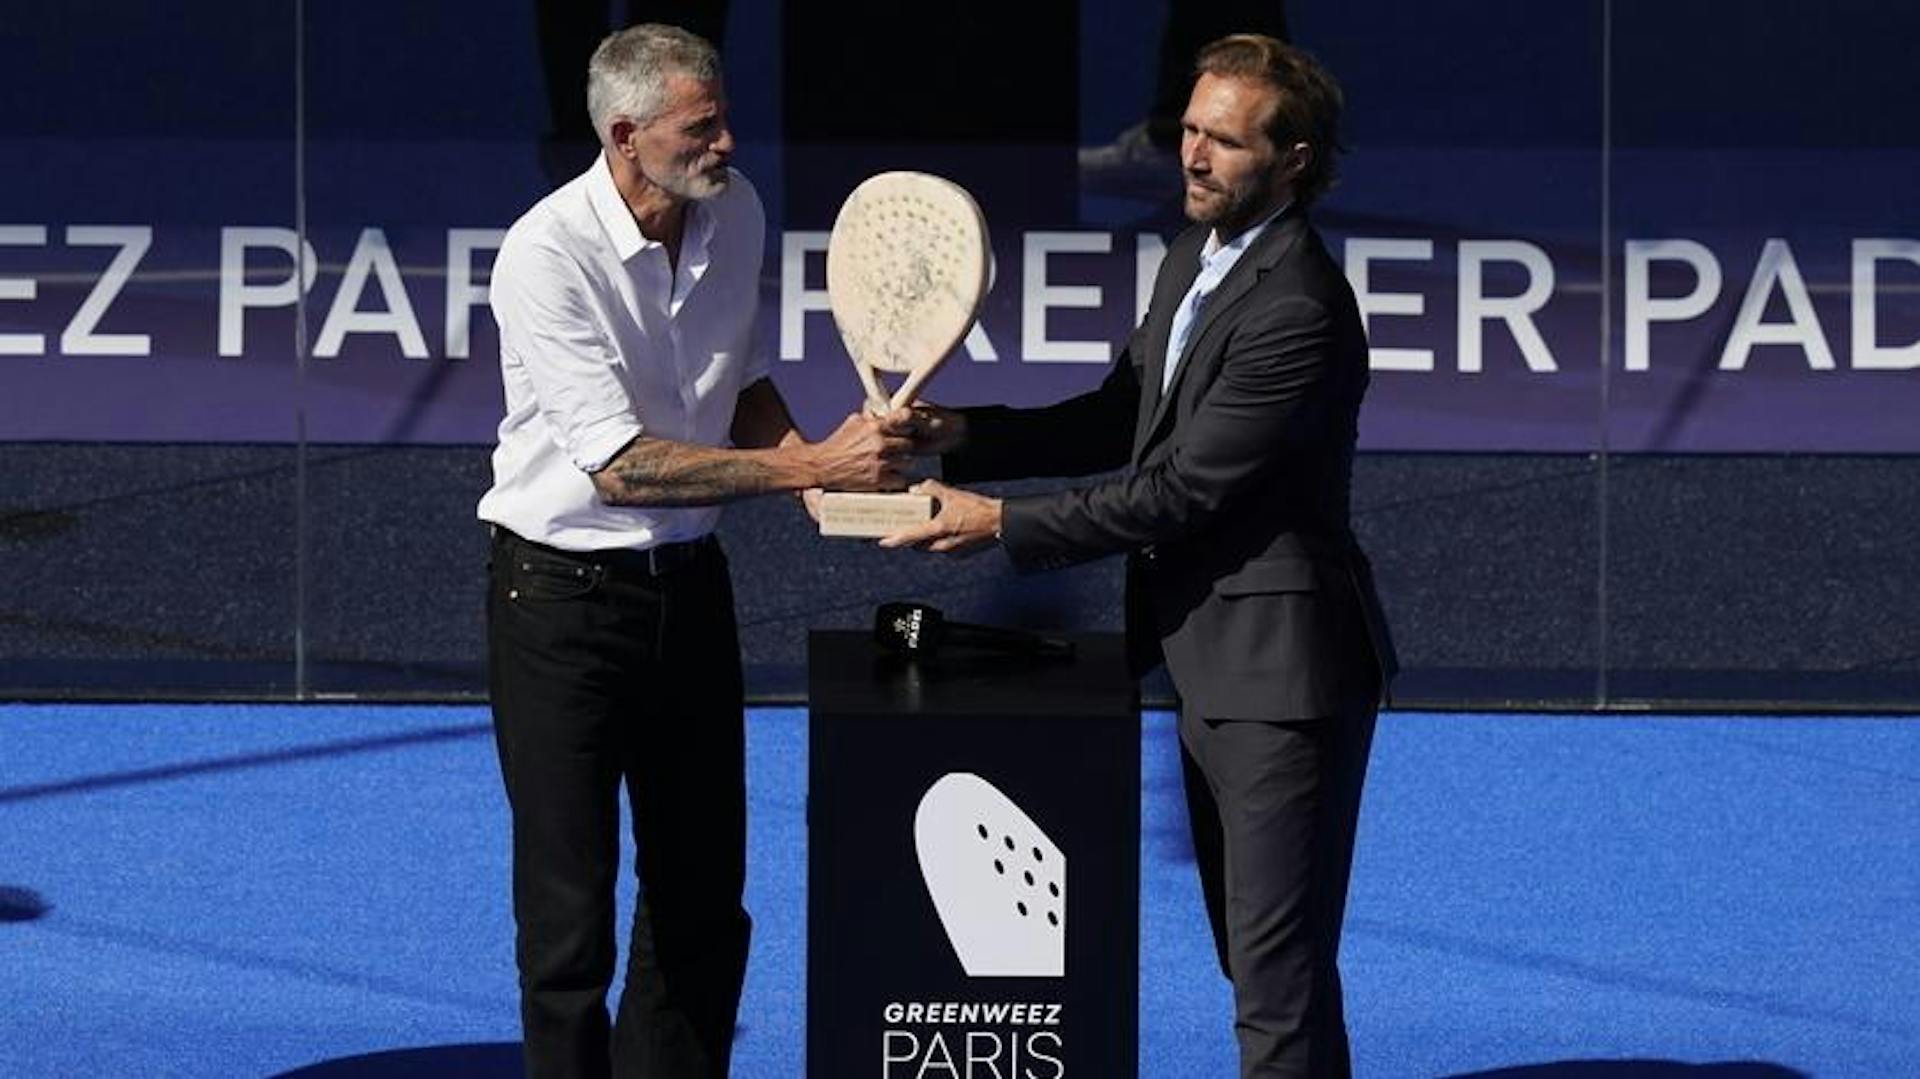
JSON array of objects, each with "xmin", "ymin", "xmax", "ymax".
[{"xmin": 593, "ymin": 437, "xmax": 790, "ymax": 506}]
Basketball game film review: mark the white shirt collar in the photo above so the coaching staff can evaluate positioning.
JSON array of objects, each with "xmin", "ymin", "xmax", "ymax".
[
  {"xmin": 1202, "ymin": 201, "xmax": 1291, "ymax": 262},
  {"xmin": 584, "ymin": 154, "xmax": 646, "ymax": 262},
  {"xmin": 582, "ymin": 154, "xmax": 717, "ymax": 265}
]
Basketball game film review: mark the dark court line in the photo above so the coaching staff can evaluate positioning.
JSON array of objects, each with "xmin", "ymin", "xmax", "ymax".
[
  {"xmin": 30, "ymin": 913, "xmax": 506, "ymax": 1016},
  {"xmin": 0, "ymin": 722, "xmax": 491, "ymax": 805},
  {"xmin": 0, "ymin": 607, "xmax": 288, "ymax": 662},
  {"xmin": 0, "ymin": 446, "xmax": 386, "ymax": 531},
  {"xmin": 1346, "ymin": 917, "xmax": 1914, "ymax": 1041},
  {"xmin": 0, "ymin": 608, "xmax": 484, "ymax": 684}
]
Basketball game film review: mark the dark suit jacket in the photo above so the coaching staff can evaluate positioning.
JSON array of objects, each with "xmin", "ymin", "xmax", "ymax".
[{"xmin": 946, "ymin": 207, "xmax": 1397, "ymax": 720}]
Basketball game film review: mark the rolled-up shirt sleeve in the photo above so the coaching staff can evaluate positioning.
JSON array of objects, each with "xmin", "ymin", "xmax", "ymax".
[{"xmin": 490, "ymin": 232, "xmax": 642, "ymax": 472}]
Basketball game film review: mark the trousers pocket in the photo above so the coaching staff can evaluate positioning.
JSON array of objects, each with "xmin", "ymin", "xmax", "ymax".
[{"xmin": 507, "ymin": 553, "xmax": 603, "ymax": 602}]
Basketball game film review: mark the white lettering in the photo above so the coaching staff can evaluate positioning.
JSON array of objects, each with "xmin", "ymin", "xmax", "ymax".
[
  {"xmin": 1457, "ymin": 239, "xmax": 1556, "ymax": 372},
  {"xmin": 779, "ymin": 230, "xmax": 829, "ymax": 361},
  {"xmin": 314, "ymin": 227, "xmax": 428, "ymax": 359},
  {"xmin": 1136, "ymin": 232, "xmax": 1166, "ymax": 324},
  {"xmin": 883, "ymin": 1030, "xmax": 920, "ymax": 1069},
  {"xmin": 1624, "ymin": 239, "xmax": 1721, "ymax": 371},
  {"xmin": 1022, "ymin": 231, "xmax": 1109, "ymax": 363},
  {"xmin": 1024, "ymin": 1031, "xmax": 1065, "ymax": 1079},
  {"xmin": 964, "ymin": 251, "xmax": 1000, "ymax": 361},
  {"xmin": 964, "ymin": 1032, "xmax": 1005, "ymax": 1079},
  {"xmin": 219, "ymin": 227, "xmax": 318, "ymax": 357},
  {"xmin": 1851, "ymin": 238, "xmax": 1920, "ymax": 370},
  {"xmin": 0, "ymin": 225, "xmax": 49, "ymax": 355},
  {"xmin": 446, "ymin": 228, "xmax": 505, "ymax": 359},
  {"xmin": 1719, "ymin": 239, "xmax": 1833, "ymax": 370},
  {"xmin": 917, "ymin": 1031, "xmax": 959, "ymax": 1079},
  {"xmin": 1345, "ymin": 237, "xmax": 1434, "ymax": 371},
  {"xmin": 61, "ymin": 226, "xmax": 153, "ymax": 356}
]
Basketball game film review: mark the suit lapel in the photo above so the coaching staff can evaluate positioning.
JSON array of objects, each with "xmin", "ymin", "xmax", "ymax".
[
  {"xmin": 1136, "ymin": 210, "xmax": 1307, "ymax": 460},
  {"xmin": 1137, "ymin": 229, "xmax": 1205, "ymax": 429}
]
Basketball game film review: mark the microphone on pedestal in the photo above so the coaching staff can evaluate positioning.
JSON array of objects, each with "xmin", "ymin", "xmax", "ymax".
[{"xmin": 873, "ymin": 602, "xmax": 1075, "ymax": 660}]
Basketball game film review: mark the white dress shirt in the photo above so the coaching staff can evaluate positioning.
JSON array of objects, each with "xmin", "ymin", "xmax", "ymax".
[
  {"xmin": 1163, "ymin": 205, "xmax": 1288, "ymax": 392},
  {"xmin": 478, "ymin": 156, "xmax": 767, "ymax": 551}
]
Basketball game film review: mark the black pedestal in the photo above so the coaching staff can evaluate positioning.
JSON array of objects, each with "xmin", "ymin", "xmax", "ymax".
[{"xmin": 806, "ymin": 630, "xmax": 1141, "ymax": 1078}]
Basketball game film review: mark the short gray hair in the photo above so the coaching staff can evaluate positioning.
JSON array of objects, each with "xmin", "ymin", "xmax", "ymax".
[{"xmin": 586, "ymin": 24, "xmax": 722, "ymax": 145}]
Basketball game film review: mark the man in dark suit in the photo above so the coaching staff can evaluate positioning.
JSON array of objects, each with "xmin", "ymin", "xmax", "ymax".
[{"xmin": 882, "ymin": 34, "xmax": 1396, "ymax": 1078}]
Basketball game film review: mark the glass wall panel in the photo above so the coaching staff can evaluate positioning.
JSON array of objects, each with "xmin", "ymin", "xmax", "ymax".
[
  {"xmin": 1604, "ymin": 0, "xmax": 1920, "ymax": 707},
  {"xmin": 1294, "ymin": 3, "xmax": 1608, "ymax": 706},
  {"xmin": 294, "ymin": 3, "xmax": 546, "ymax": 695},
  {"xmin": 21, "ymin": 3, "xmax": 1909, "ymax": 709},
  {"xmin": 0, "ymin": 3, "xmax": 301, "ymax": 696}
]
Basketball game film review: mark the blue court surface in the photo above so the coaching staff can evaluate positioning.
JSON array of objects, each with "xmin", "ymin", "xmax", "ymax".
[{"xmin": 2, "ymin": 705, "xmax": 1915, "ymax": 1078}]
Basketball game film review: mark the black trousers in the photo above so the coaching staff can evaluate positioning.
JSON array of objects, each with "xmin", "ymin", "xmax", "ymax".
[
  {"xmin": 1178, "ymin": 697, "xmax": 1377, "ymax": 1079},
  {"xmin": 487, "ymin": 527, "xmax": 751, "ymax": 1079}
]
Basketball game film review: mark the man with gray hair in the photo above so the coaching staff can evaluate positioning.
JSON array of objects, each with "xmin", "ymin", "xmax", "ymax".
[{"xmin": 480, "ymin": 23, "xmax": 907, "ymax": 1078}]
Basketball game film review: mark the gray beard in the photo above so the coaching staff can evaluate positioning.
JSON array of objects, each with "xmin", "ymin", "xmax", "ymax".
[{"xmin": 653, "ymin": 163, "xmax": 730, "ymax": 202}]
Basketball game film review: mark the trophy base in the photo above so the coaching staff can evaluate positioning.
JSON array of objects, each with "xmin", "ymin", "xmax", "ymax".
[{"xmin": 817, "ymin": 492, "xmax": 934, "ymax": 538}]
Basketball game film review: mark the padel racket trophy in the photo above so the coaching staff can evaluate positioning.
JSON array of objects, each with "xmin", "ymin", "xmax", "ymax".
[{"xmin": 816, "ymin": 171, "xmax": 990, "ymax": 538}]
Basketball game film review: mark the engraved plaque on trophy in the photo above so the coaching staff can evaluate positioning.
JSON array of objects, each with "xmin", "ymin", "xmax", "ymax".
[{"xmin": 817, "ymin": 171, "xmax": 990, "ymax": 538}]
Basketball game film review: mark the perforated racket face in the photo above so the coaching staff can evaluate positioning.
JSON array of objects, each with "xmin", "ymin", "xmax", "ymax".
[{"xmin": 826, "ymin": 172, "xmax": 989, "ymax": 390}]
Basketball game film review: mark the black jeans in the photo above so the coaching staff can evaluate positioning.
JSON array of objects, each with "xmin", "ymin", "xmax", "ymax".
[{"xmin": 487, "ymin": 527, "xmax": 751, "ymax": 1079}]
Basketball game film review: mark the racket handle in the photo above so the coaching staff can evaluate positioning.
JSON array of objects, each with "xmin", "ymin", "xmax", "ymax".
[
  {"xmin": 888, "ymin": 363, "xmax": 938, "ymax": 411},
  {"xmin": 853, "ymin": 363, "xmax": 892, "ymax": 416}
]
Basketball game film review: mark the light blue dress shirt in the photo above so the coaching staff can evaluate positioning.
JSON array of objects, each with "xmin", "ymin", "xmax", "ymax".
[{"xmin": 1163, "ymin": 205, "xmax": 1288, "ymax": 392}]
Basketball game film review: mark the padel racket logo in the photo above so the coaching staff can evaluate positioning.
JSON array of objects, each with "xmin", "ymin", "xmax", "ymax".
[{"xmin": 914, "ymin": 772, "xmax": 1065, "ymax": 978}]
